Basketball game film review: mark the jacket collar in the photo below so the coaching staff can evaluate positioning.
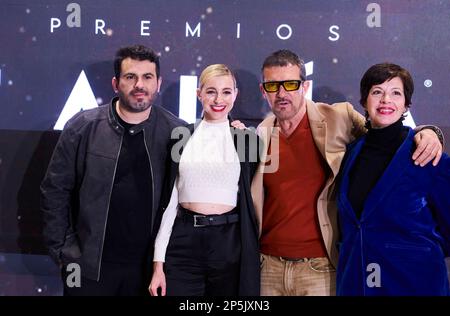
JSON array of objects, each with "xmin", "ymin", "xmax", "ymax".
[
  {"xmin": 306, "ymin": 99, "xmax": 329, "ymax": 166},
  {"xmin": 108, "ymin": 96, "xmax": 157, "ymax": 134}
]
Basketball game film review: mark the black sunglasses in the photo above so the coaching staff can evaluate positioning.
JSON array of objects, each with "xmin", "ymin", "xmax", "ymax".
[{"xmin": 262, "ymin": 80, "xmax": 303, "ymax": 93}]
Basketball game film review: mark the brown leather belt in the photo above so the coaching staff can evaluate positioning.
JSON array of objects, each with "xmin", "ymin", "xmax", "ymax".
[{"xmin": 278, "ymin": 257, "xmax": 309, "ymax": 262}]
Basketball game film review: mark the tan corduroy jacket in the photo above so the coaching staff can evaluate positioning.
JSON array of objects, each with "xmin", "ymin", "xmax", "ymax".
[{"xmin": 251, "ymin": 99, "xmax": 366, "ymax": 267}]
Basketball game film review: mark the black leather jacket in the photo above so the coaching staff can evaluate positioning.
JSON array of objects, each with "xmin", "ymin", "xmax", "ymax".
[{"xmin": 40, "ymin": 97, "xmax": 185, "ymax": 280}]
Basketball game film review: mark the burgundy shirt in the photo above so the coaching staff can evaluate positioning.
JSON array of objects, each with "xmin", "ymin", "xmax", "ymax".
[{"xmin": 261, "ymin": 113, "xmax": 329, "ymax": 258}]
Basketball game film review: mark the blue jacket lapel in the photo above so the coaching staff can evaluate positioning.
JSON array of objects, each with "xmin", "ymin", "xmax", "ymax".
[
  {"xmin": 339, "ymin": 138, "xmax": 365, "ymax": 224},
  {"xmin": 339, "ymin": 128, "xmax": 414, "ymax": 222},
  {"xmin": 361, "ymin": 128, "xmax": 414, "ymax": 221}
]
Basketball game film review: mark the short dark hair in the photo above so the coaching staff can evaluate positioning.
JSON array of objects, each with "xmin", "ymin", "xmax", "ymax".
[
  {"xmin": 261, "ymin": 49, "xmax": 306, "ymax": 81},
  {"xmin": 114, "ymin": 45, "xmax": 160, "ymax": 81},
  {"xmin": 360, "ymin": 63, "xmax": 414, "ymax": 108}
]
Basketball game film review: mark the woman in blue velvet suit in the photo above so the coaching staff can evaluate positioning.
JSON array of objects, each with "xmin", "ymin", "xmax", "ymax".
[{"xmin": 336, "ymin": 63, "xmax": 450, "ymax": 296}]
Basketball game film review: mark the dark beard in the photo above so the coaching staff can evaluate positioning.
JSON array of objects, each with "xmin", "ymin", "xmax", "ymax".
[{"xmin": 117, "ymin": 90, "xmax": 156, "ymax": 113}]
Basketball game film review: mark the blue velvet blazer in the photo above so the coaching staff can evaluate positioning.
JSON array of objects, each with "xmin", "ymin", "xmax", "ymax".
[{"xmin": 336, "ymin": 128, "xmax": 450, "ymax": 296}]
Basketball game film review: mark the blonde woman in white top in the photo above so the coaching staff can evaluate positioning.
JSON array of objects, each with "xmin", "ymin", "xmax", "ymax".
[{"xmin": 149, "ymin": 64, "xmax": 260, "ymax": 296}]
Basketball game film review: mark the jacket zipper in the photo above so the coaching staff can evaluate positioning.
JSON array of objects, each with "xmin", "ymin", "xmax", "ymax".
[
  {"xmin": 96, "ymin": 133, "xmax": 123, "ymax": 281},
  {"xmin": 142, "ymin": 129, "xmax": 155, "ymax": 230}
]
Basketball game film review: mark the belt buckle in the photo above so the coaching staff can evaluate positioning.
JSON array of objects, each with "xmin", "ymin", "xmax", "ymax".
[
  {"xmin": 279, "ymin": 257, "xmax": 308, "ymax": 262},
  {"xmin": 193, "ymin": 215, "xmax": 206, "ymax": 227}
]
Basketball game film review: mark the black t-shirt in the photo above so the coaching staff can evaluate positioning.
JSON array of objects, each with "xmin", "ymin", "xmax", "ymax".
[{"xmin": 102, "ymin": 106, "xmax": 153, "ymax": 264}]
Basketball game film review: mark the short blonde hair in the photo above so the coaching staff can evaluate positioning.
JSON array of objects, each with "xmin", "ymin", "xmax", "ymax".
[{"xmin": 198, "ymin": 64, "xmax": 237, "ymax": 89}]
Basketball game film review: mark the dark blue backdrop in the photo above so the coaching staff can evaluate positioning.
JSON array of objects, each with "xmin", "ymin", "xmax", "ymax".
[{"xmin": 0, "ymin": 0, "xmax": 449, "ymax": 295}]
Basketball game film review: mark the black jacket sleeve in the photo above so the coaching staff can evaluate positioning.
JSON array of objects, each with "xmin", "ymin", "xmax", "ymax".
[{"xmin": 40, "ymin": 125, "xmax": 80, "ymax": 265}]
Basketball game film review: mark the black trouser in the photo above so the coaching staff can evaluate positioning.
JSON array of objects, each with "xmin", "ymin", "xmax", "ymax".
[
  {"xmin": 164, "ymin": 207, "xmax": 241, "ymax": 296},
  {"xmin": 62, "ymin": 261, "xmax": 151, "ymax": 296}
]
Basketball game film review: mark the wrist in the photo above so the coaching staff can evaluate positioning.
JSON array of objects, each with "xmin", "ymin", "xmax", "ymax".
[
  {"xmin": 153, "ymin": 261, "xmax": 164, "ymax": 272},
  {"xmin": 420, "ymin": 125, "xmax": 444, "ymax": 148}
]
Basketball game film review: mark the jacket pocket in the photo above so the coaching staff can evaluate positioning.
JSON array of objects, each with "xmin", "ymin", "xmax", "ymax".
[
  {"xmin": 384, "ymin": 242, "xmax": 432, "ymax": 262},
  {"xmin": 385, "ymin": 243, "xmax": 431, "ymax": 252}
]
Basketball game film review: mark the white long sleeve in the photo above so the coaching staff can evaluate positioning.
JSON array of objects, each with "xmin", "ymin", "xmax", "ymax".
[{"xmin": 153, "ymin": 180, "xmax": 179, "ymax": 262}]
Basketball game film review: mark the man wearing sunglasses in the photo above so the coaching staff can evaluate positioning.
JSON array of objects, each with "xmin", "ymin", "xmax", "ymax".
[{"xmin": 250, "ymin": 49, "xmax": 444, "ymax": 296}]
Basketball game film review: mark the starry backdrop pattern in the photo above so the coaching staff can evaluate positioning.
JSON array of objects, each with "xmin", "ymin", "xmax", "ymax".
[{"xmin": 0, "ymin": 0, "xmax": 449, "ymax": 295}]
